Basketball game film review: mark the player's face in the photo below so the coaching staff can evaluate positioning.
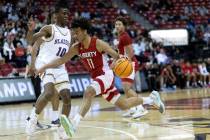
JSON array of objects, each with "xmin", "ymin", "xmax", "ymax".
[
  {"xmin": 73, "ymin": 28, "xmax": 86, "ymax": 42},
  {"xmin": 57, "ymin": 8, "xmax": 69, "ymax": 25},
  {"xmin": 115, "ymin": 20, "xmax": 125, "ymax": 34}
]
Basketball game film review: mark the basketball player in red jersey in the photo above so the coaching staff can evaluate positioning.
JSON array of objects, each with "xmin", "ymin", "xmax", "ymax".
[
  {"xmin": 36, "ymin": 17, "xmax": 165, "ymax": 137},
  {"xmin": 115, "ymin": 16, "xmax": 148, "ymax": 118}
]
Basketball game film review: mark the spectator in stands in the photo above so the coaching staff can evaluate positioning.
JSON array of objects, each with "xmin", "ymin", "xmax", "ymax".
[
  {"xmin": 81, "ymin": 10, "xmax": 90, "ymax": 20},
  {"xmin": 14, "ymin": 42, "xmax": 26, "ymax": 68},
  {"xmin": 184, "ymin": 4, "xmax": 194, "ymax": 15},
  {"xmin": 192, "ymin": 62, "xmax": 202, "ymax": 87},
  {"xmin": 117, "ymin": 9, "xmax": 128, "ymax": 16},
  {"xmin": 155, "ymin": 47, "xmax": 168, "ymax": 65},
  {"xmin": 144, "ymin": 62, "xmax": 160, "ymax": 91},
  {"xmin": 181, "ymin": 61, "xmax": 197, "ymax": 88},
  {"xmin": 186, "ymin": 18, "xmax": 196, "ymax": 41},
  {"xmin": 198, "ymin": 62, "xmax": 210, "ymax": 86},
  {"xmin": 172, "ymin": 60, "xmax": 185, "ymax": 89},
  {"xmin": 20, "ymin": 34, "xmax": 27, "ymax": 48},
  {"xmin": 196, "ymin": 6, "xmax": 208, "ymax": 16},
  {"xmin": 206, "ymin": 58, "xmax": 210, "ymax": 73},
  {"xmin": 203, "ymin": 29, "xmax": 210, "ymax": 47},
  {"xmin": 133, "ymin": 38, "xmax": 141, "ymax": 56},
  {"xmin": 8, "ymin": 11, "xmax": 19, "ymax": 22},
  {"xmin": 160, "ymin": 63, "xmax": 176, "ymax": 91},
  {"xmin": 3, "ymin": 34, "xmax": 15, "ymax": 62}
]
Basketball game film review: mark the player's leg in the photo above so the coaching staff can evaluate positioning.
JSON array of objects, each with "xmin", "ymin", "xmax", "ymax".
[
  {"xmin": 53, "ymin": 71, "xmax": 73, "ymax": 138},
  {"xmin": 121, "ymin": 81, "xmax": 148, "ymax": 118},
  {"xmin": 72, "ymin": 86, "xmax": 96, "ymax": 127},
  {"xmin": 61, "ymin": 86, "xmax": 96, "ymax": 138},
  {"xmin": 51, "ymin": 89, "xmax": 60, "ymax": 126},
  {"xmin": 121, "ymin": 63, "xmax": 148, "ymax": 118},
  {"xmin": 55, "ymin": 78, "xmax": 71, "ymax": 117},
  {"xmin": 26, "ymin": 79, "xmax": 55, "ymax": 135},
  {"xmin": 59, "ymin": 88, "xmax": 71, "ymax": 116},
  {"xmin": 35, "ymin": 83, "xmax": 55, "ymax": 114},
  {"xmin": 71, "ymin": 71, "xmax": 115, "ymax": 135},
  {"xmin": 114, "ymin": 90, "xmax": 165, "ymax": 114}
]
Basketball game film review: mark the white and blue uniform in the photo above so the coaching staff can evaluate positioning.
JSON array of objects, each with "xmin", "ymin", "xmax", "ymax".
[{"xmin": 35, "ymin": 24, "xmax": 71, "ymax": 92}]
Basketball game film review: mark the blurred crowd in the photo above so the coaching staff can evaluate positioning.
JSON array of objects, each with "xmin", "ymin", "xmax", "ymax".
[
  {"xmin": 0, "ymin": 0, "xmax": 209, "ymax": 91},
  {"xmin": 127, "ymin": 0, "xmax": 210, "ymax": 44},
  {"xmin": 131, "ymin": 36, "xmax": 210, "ymax": 91}
]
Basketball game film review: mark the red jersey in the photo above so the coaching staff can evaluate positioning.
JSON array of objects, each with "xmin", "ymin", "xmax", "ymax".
[
  {"xmin": 117, "ymin": 31, "xmax": 139, "ymax": 71},
  {"xmin": 181, "ymin": 64, "xmax": 193, "ymax": 74},
  {"xmin": 78, "ymin": 37, "xmax": 110, "ymax": 78}
]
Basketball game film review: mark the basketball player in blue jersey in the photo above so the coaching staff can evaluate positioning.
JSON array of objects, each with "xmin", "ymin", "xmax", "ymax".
[{"xmin": 26, "ymin": 0, "xmax": 73, "ymax": 139}]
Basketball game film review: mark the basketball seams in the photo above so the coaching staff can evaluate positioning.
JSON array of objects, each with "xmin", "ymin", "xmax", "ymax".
[
  {"xmin": 118, "ymin": 61, "xmax": 130, "ymax": 77},
  {"xmin": 113, "ymin": 59, "xmax": 127, "ymax": 73}
]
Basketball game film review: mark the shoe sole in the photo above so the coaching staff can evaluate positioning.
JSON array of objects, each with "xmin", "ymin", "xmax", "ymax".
[
  {"xmin": 60, "ymin": 115, "xmax": 74, "ymax": 137},
  {"xmin": 132, "ymin": 110, "xmax": 149, "ymax": 119},
  {"xmin": 122, "ymin": 113, "xmax": 134, "ymax": 117},
  {"xmin": 152, "ymin": 91, "xmax": 165, "ymax": 113}
]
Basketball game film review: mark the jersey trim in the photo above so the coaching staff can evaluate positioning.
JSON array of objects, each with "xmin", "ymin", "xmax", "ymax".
[
  {"xmin": 54, "ymin": 81, "xmax": 69, "ymax": 85},
  {"xmin": 54, "ymin": 24, "xmax": 69, "ymax": 36}
]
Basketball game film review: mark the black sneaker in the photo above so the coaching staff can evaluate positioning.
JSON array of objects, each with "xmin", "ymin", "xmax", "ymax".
[{"xmin": 51, "ymin": 119, "xmax": 60, "ymax": 127}]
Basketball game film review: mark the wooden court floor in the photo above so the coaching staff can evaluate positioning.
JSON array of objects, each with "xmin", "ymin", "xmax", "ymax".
[{"xmin": 0, "ymin": 88, "xmax": 210, "ymax": 140}]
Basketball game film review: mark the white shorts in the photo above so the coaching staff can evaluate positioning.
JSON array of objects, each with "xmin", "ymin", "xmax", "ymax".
[
  {"xmin": 201, "ymin": 73, "xmax": 209, "ymax": 76},
  {"xmin": 90, "ymin": 70, "xmax": 121, "ymax": 104},
  {"xmin": 121, "ymin": 62, "xmax": 135, "ymax": 83},
  {"xmin": 36, "ymin": 61, "xmax": 70, "ymax": 92}
]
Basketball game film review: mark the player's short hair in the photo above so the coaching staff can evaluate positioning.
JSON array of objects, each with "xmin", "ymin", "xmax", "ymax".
[
  {"xmin": 71, "ymin": 17, "xmax": 91, "ymax": 31},
  {"xmin": 115, "ymin": 16, "xmax": 127, "ymax": 26},
  {"xmin": 55, "ymin": 0, "xmax": 69, "ymax": 13}
]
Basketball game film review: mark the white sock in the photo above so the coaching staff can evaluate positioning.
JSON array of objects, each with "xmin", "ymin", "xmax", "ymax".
[
  {"xmin": 142, "ymin": 97, "xmax": 153, "ymax": 105},
  {"xmin": 30, "ymin": 107, "xmax": 38, "ymax": 118},
  {"xmin": 52, "ymin": 110, "xmax": 59, "ymax": 121},
  {"xmin": 137, "ymin": 104, "xmax": 145, "ymax": 110},
  {"xmin": 130, "ymin": 107, "xmax": 136, "ymax": 111},
  {"xmin": 73, "ymin": 113, "xmax": 83, "ymax": 129},
  {"xmin": 186, "ymin": 81, "xmax": 189, "ymax": 87}
]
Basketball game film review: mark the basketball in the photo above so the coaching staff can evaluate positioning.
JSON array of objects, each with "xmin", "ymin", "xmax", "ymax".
[{"xmin": 113, "ymin": 58, "xmax": 133, "ymax": 78}]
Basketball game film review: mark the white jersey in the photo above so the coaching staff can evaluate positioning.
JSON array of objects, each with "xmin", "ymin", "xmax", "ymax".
[{"xmin": 36, "ymin": 24, "xmax": 71, "ymax": 70}]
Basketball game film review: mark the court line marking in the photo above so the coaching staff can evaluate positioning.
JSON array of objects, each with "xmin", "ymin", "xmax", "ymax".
[{"xmin": 80, "ymin": 124, "xmax": 138, "ymax": 140}]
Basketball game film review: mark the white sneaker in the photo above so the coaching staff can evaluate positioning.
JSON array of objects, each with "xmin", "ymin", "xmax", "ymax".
[
  {"xmin": 60, "ymin": 115, "xmax": 75, "ymax": 137},
  {"xmin": 150, "ymin": 91, "xmax": 165, "ymax": 113},
  {"xmin": 122, "ymin": 107, "xmax": 136, "ymax": 117},
  {"xmin": 58, "ymin": 126, "xmax": 70, "ymax": 139},
  {"xmin": 132, "ymin": 106, "xmax": 148, "ymax": 119},
  {"xmin": 25, "ymin": 116, "xmax": 38, "ymax": 135}
]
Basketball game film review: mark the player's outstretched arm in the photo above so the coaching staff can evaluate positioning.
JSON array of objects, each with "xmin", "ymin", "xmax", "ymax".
[
  {"xmin": 36, "ymin": 43, "xmax": 79, "ymax": 75},
  {"xmin": 96, "ymin": 39, "xmax": 120, "ymax": 60},
  {"xmin": 31, "ymin": 39, "xmax": 44, "ymax": 68},
  {"xmin": 124, "ymin": 44, "xmax": 134, "ymax": 61},
  {"xmin": 27, "ymin": 24, "xmax": 52, "ymax": 45}
]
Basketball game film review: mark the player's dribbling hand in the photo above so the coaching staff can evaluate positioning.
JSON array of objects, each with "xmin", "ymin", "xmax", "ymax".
[{"xmin": 119, "ymin": 54, "xmax": 129, "ymax": 60}]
